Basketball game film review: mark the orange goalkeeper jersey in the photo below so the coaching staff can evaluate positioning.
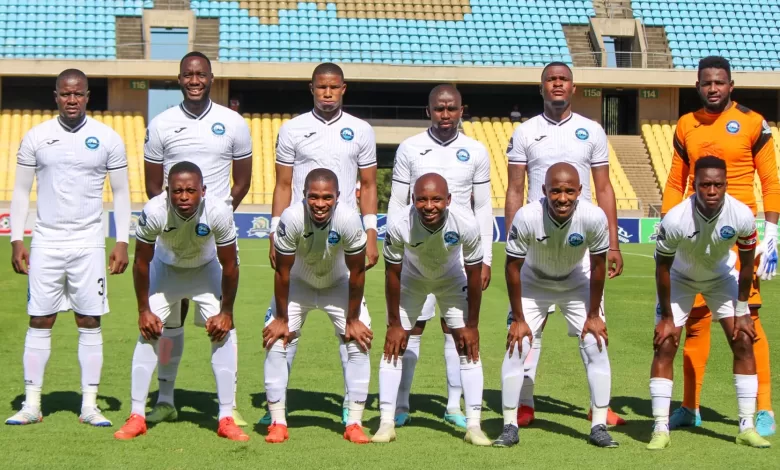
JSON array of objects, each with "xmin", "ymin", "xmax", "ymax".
[{"xmin": 661, "ymin": 102, "xmax": 780, "ymax": 216}]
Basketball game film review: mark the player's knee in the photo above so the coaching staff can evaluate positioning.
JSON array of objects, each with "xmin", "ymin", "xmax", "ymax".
[
  {"xmin": 74, "ymin": 313, "xmax": 100, "ymax": 329},
  {"xmin": 410, "ymin": 321, "xmax": 426, "ymax": 335},
  {"xmin": 654, "ymin": 340, "xmax": 679, "ymax": 363},
  {"xmin": 29, "ymin": 314, "xmax": 56, "ymax": 329},
  {"xmin": 730, "ymin": 333, "xmax": 754, "ymax": 360}
]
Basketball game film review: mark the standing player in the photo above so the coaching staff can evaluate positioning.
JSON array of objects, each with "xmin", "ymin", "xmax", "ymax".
[
  {"xmin": 649, "ymin": 156, "xmax": 770, "ymax": 449},
  {"xmin": 504, "ymin": 61, "xmax": 625, "ymax": 427},
  {"xmin": 6, "ymin": 69, "xmax": 131, "ymax": 426},
  {"xmin": 373, "ymin": 173, "xmax": 490, "ymax": 446},
  {"xmin": 143, "ymin": 51, "xmax": 252, "ymax": 426},
  {"xmin": 386, "ymin": 84, "xmax": 492, "ymax": 429},
  {"xmin": 114, "ymin": 162, "xmax": 248, "ymax": 442},
  {"xmin": 262, "ymin": 62, "xmax": 378, "ymax": 425},
  {"xmin": 661, "ymin": 56, "xmax": 779, "ymax": 436},
  {"xmin": 262, "ymin": 169, "xmax": 373, "ymax": 444},
  {"xmin": 496, "ymin": 163, "xmax": 617, "ymax": 448}
]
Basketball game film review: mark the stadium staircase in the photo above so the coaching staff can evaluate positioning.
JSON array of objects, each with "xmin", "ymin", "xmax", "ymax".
[
  {"xmin": 116, "ymin": 17, "xmax": 144, "ymax": 59},
  {"xmin": 644, "ymin": 25, "xmax": 672, "ymax": 68},
  {"xmin": 195, "ymin": 18, "xmax": 221, "ymax": 59},
  {"xmin": 154, "ymin": 0, "xmax": 191, "ymax": 8},
  {"xmin": 592, "ymin": 0, "xmax": 632, "ymax": 19},
  {"xmin": 609, "ymin": 135, "xmax": 661, "ymax": 216},
  {"xmin": 562, "ymin": 25, "xmax": 598, "ymax": 66}
]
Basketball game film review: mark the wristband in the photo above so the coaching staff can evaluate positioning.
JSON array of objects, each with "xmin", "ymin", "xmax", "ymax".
[
  {"xmin": 735, "ymin": 300, "xmax": 749, "ymax": 317},
  {"xmin": 764, "ymin": 221, "xmax": 778, "ymax": 239},
  {"xmin": 363, "ymin": 214, "xmax": 378, "ymax": 231},
  {"xmin": 270, "ymin": 216, "xmax": 281, "ymax": 232}
]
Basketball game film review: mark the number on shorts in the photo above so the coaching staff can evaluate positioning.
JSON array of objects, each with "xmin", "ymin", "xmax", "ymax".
[{"xmin": 97, "ymin": 278, "xmax": 105, "ymax": 296}]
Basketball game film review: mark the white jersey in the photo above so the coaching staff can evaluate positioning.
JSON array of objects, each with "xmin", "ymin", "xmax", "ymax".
[
  {"xmin": 275, "ymin": 110, "xmax": 376, "ymax": 210},
  {"xmin": 506, "ymin": 199, "xmax": 609, "ymax": 280},
  {"xmin": 384, "ymin": 204, "xmax": 483, "ymax": 279},
  {"xmin": 136, "ymin": 194, "xmax": 237, "ymax": 268},
  {"xmin": 656, "ymin": 194, "xmax": 757, "ymax": 282},
  {"xmin": 274, "ymin": 201, "xmax": 368, "ymax": 289},
  {"xmin": 507, "ymin": 112, "xmax": 609, "ymax": 202},
  {"xmin": 17, "ymin": 116, "xmax": 127, "ymax": 248},
  {"xmin": 144, "ymin": 100, "xmax": 252, "ymax": 204}
]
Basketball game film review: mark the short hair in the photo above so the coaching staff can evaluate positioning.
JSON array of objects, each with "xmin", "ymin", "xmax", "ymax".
[
  {"xmin": 694, "ymin": 155, "xmax": 727, "ymax": 174},
  {"xmin": 428, "ymin": 84, "xmax": 461, "ymax": 105},
  {"xmin": 698, "ymin": 56, "xmax": 731, "ymax": 81},
  {"xmin": 311, "ymin": 62, "xmax": 344, "ymax": 83},
  {"xmin": 180, "ymin": 51, "xmax": 212, "ymax": 72},
  {"xmin": 304, "ymin": 168, "xmax": 339, "ymax": 191},
  {"xmin": 56, "ymin": 68, "xmax": 88, "ymax": 90},
  {"xmin": 168, "ymin": 161, "xmax": 203, "ymax": 184},
  {"xmin": 541, "ymin": 61, "xmax": 572, "ymax": 81}
]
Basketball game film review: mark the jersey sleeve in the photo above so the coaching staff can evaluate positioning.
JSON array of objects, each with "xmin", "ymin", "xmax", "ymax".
[
  {"xmin": 342, "ymin": 211, "xmax": 368, "ymax": 255},
  {"xmin": 505, "ymin": 213, "xmax": 529, "ymax": 258},
  {"xmin": 737, "ymin": 209, "xmax": 758, "ymax": 251},
  {"xmin": 661, "ymin": 121, "xmax": 691, "ymax": 214},
  {"xmin": 587, "ymin": 208, "xmax": 610, "ymax": 254},
  {"xmin": 212, "ymin": 204, "xmax": 238, "ymax": 247},
  {"xmin": 655, "ymin": 218, "xmax": 681, "ymax": 257},
  {"xmin": 16, "ymin": 128, "xmax": 37, "ymax": 168},
  {"xmin": 461, "ymin": 220, "xmax": 484, "ymax": 266},
  {"xmin": 590, "ymin": 125, "xmax": 609, "ymax": 168},
  {"xmin": 357, "ymin": 124, "xmax": 377, "ymax": 169},
  {"xmin": 232, "ymin": 116, "xmax": 253, "ymax": 161},
  {"xmin": 382, "ymin": 221, "xmax": 405, "ymax": 265},
  {"xmin": 273, "ymin": 208, "xmax": 302, "ymax": 255},
  {"xmin": 392, "ymin": 141, "xmax": 411, "ymax": 185},
  {"xmin": 135, "ymin": 204, "xmax": 164, "ymax": 244},
  {"xmin": 274, "ymin": 123, "xmax": 296, "ymax": 167},
  {"xmin": 143, "ymin": 119, "xmax": 164, "ymax": 164},
  {"xmin": 506, "ymin": 124, "xmax": 527, "ymax": 165},
  {"xmin": 106, "ymin": 131, "xmax": 128, "ymax": 172},
  {"xmin": 753, "ymin": 118, "xmax": 780, "ymax": 213}
]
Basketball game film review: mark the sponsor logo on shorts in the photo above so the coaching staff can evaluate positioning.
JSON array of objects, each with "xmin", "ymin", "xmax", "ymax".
[
  {"xmin": 575, "ymin": 128, "xmax": 589, "ymax": 140},
  {"xmin": 265, "ymin": 308, "xmax": 273, "ymax": 323},
  {"xmin": 196, "ymin": 223, "xmax": 211, "ymax": 237},
  {"xmin": 726, "ymin": 120, "xmax": 740, "ymax": 134},
  {"xmin": 720, "ymin": 225, "xmax": 736, "ymax": 239},
  {"xmin": 444, "ymin": 231, "xmax": 460, "ymax": 245},
  {"xmin": 340, "ymin": 128, "xmax": 354, "ymax": 141},
  {"xmin": 212, "ymin": 122, "xmax": 226, "ymax": 135},
  {"xmin": 568, "ymin": 233, "xmax": 584, "ymax": 246},
  {"xmin": 85, "ymin": 136, "xmax": 100, "ymax": 150},
  {"xmin": 456, "ymin": 149, "xmax": 470, "ymax": 162},
  {"xmin": 328, "ymin": 230, "xmax": 341, "ymax": 244}
]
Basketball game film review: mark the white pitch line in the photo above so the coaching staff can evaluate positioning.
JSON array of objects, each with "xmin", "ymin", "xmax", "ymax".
[{"xmin": 620, "ymin": 251, "xmax": 654, "ymax": 259}]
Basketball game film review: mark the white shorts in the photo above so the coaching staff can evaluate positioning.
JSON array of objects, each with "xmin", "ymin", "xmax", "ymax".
[
  {"xmin": 396, "ymin": 267, "xmax": 469, "ymax": 330},
  {"xmin": 264, "ymin": 278, "xmax": 371, "ymax": 338},
  {"xmin": 28, "ymin": 247, "xmax": 109, "ymax": 317},
  {"xmin": 419, "ymin": 294, "xmax": 437, "ymax": 322},
  {"xmin": 149, "ymin": 257, "xmax": 222, "ymax": 327},
  {"xmin": 655, "ymin": 271, "xmax": 738, "ymax": 327}
]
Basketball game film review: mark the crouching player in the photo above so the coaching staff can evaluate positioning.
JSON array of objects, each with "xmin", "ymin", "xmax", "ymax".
[
  {"xmin": 373, "ymin": 173, "xmax": 490, "ymax": 446},
  {"xmin": 496, "ymin": 162, "xmax": 618, "ymax": 448},
  {"xmin": 114, "ymin": 161, "xmax": 248, "ymax": 442},
  {"xmin": 648, "ymin": 156, "xmax": 770, "ymax": 450}
]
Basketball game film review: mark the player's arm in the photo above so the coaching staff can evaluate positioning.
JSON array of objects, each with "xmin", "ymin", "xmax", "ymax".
[
  {"xmin": 382, "ymin": 226, "xmax": 407, "ymax": 361},
  {"xmin": 734, "ymin": 222, "xmax": 759, "ymax": 340},
  {"xmin": 590, "ymin": 128, "xmax": 622, "ymax": 277},
  {"xmin": 458, "ymin": 224, "xmax": 484, "ymax": 362},
  {"xmin": 583, "ymin": 251, "xmax": 608, "ymax": 349},
  {"xmin": 269, "ymin": 164, "xmax": 293, "ymax": 268},
  {"xmin": 505, "ymin": 130, "xmax": 527, "ymax": 234},
  {"xmin": 143, "ymin": 123, "xmax": 165, "ymax": 198},
  {"xmin": 133, "ymin": 213, "xmax": 163, "ymax": 340},
  {"xmin": 504, "ymin": 220, "xmax": 533, "ymax": 356},
  {"xmin": 653, "ymin": 222, "xmax": 681, "ymax": 348},
  {"xmin": 358, "ymin": 126, "xmax": 379, "ymax": 270},
  {"xmin": 107, "ymin": 136, "xmax": 131, "ymax": 275},
  {"xmin": 752, "ymin": 120, "xmax": 780, "ymax": 280},
  {"xmin": 388, "ymin": 141, "xmax": 411, "ymax": 218},
  {"xmin": 230, "ymin": 118, "xmax": 253, "ymax": 211},
  {"xmin": 206, "ymin": 209, "xmax": 240, "ymax": 342},
  {"xmin": 473, "ymin": 146, "xmax": 494, "ymax": 289},
  {"xmin": 345, "ymin": 249, "xmax": 371, "ymax": 351},
  {"xmin": 10, "ymin": 131, "xmax": 36, "ymax": 275},
  {"xmin": 660, "ymin": 127, "xmax": 691, "ymax": 217}
]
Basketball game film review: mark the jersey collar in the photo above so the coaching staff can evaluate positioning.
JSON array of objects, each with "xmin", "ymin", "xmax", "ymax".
[
  {"xmin": 426, "ymin": 128, "xmax": 459, "ymax": 147},
  {"xmin": 180, "ymin": 100, "xmax": 213, "ymax": 120},
  {"xmin": 167, "ymin": 197, "xmax": 205, "ymax": 227},
  {"xmin": 311, "ymin": 109, "xmax": 343, "ymax": 125},
  {"xmin": 693, "ymin": 197, "xmax": 724, "ymax": 224},
  {"xmin": 57, "ymin": 116, "xmax": 87, "ymax": 133},
  {"xmin": 541, "ymin": 112, "xmax": 574, "ymax": 127}
]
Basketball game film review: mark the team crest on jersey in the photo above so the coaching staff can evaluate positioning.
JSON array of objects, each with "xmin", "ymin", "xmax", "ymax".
[
  {"xmin": 212, "ymin": 122, "xmax": 226, "ymax": 135},
  {"xmin": 568, "ymin": 233, "xmax": 584, "ymax": 246},
  {"xmin": 340, "ymin": 128, "xmax": 354, "ymax": 141},
  {"xmin": 720, "ymin": 225, "xmax": 736, "ymax": 240},
  {"xmin": 85, "ymin": 136, "xmax": 100, "ymax": 150},
  {"xmin": 726, "ymin": 120, "xmax": 740, "ymax": 134},
  {"xmin": 456, "ymin": 149, "xmax": 470, "ymax": 162},
  {"xmin": 138, "ymin": 211, "xmax": 147, "ymax": 227},
  {"xmin": 196, "ymin": 223, "xmax": 211, "ymax": 237},
  {"xmin": 575, "ymin": 128, "xmax": 589, "ymax": 140},
  {"xmin": 444, "ymin": 231, "xmax": 460, "ymax": 245},
  {"xmin": 328, "ymin": 230, "xmax": 341, "ymax": 244},
  {"xmin": 277, "ymin": 221, "xmax": 286, "ymax": 238}
]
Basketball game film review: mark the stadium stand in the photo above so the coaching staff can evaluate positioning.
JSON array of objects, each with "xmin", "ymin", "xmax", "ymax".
[{"xmin": 634, "ymin": 1, "xmax": 780, "ymax": 71}]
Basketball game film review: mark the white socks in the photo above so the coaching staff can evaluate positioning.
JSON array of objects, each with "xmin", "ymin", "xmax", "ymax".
[
  {"xmin": 649, "ymin": 377, "xmax": 673, "ymax": 433},
  {"xmin": 501, "ymin": 339, "xmax": 530, "ymax": 426},
  {"xmin": 23, "ymin": 328, "xmax": 52, "ymax": 411},
  {"xmin": 211, "ymin": 329, "xmax": 238, "ymax": 421},
  {"xmin": 397, "ymin": 334, "xmax": 420, "ymax": 413},
  {"xmin": 520, "ymin": 335, "xmax": 542, "ymax": 408},
  {"xmin": 443, "ymin": 333, "xmax": 463, "ymax": 414},
  {"xmin": 156, "ymin": 327, "xmax": 184, "ymax": 406},
  {"xmin": 460, "ymin": 355, "xmax": 484, "ymax": 429},
  {"xmin": 131, "ymin": 335, "xmax": 159, "ymax": 417},
  {"xmin": 77, "ymin": 328, "xmax": 103, "ymax": 411},
  {"xmin": 580, "ymin": 334, "xmax": 612, "ymax": 428},
  {"xmin": 338, "ymin": 337, "xmax": 349, "ymax": 408},
  {"xmin": 378, "ymin": 355, "xmax": 403, "ymax": 424},
  {"xmin": 345, "ymin": 342, "xmax": 370, "ymax": 425},
  {"xmin": 735, "ymin": 374, "xmax": 758, "ymax": 432},
  {"xmin": 264, "ymin": 341, "xmax": 292, "ymax": 426}
]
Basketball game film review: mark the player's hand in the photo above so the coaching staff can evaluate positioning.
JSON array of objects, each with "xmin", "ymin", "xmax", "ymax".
[
  {"xmin": 345, "ymin": 320, "xmax": 373, "ymax": 352},
  {"xmin": 653, "ymin": 316, "xmax": 680, "ymax": 350},
  {"xmin": 205, "ymin": 312, "xmax": 234, "ymax": 343},
  {"xmin": 263, "ymin": 318, "xmax": 292, "ymax": 350},
  {"xmin": 757, "ymin": 225, "xmax": 778, "ymax": 281},
  {"xmin": 582, "ymin": 315, "xmax": 609, "ymax": 351},
  {"xmin": 481, "ymin": 264, "xmax": 491, "ymax": 290},
  {"xmin": 383, "ymin": 325, "xmax": 407, "ymax": 362},
  {"xmin": 138, "ymin": 309, "xmax": 163, "ymax": 341},
  {"xmin": 109, "ymin": 242, "xmax": 129, "ymax": 274},
  {"xmin": 10, "ymin": 240, "xmax": 30, "ymax": 275},
  {"xmin": 506, "ymin": 319, "xmax": 533, "ymax": 357},
  {"xmin": 456, "ymin": 326, "xmax": 480, "ymax": 363},
  {"xmin": 268, "ymin": 233, "xmax": 277, "ymax": 270},
  {"xmin": 365, "ymin": 230, "xmax": 379, "ymax": 270},
  {"xmin": 733, "ymin": 315, "xmax": 758, "ymax": 343},
  {"xmin": 607, "ymin": 249, "xmax": 623, "ymax": 279}
]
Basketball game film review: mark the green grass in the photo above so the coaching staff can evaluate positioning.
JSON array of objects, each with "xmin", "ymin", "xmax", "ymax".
[{"xmin": 0, "ymin": 240, "xmax": 777, "ymax": 469}]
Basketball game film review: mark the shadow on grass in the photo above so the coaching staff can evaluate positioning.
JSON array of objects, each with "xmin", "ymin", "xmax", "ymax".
[{"xmin": 11, "ymin": 391, "xmax": 121, "ymax": 418}]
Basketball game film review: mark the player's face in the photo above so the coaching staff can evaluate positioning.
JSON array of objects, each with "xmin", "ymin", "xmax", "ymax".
[
  {"xmin": 305, "ymin": 180, "xmax": 339, "ymax": 225},
  {"xmin": 427, "ymin": 91, "xmax": 462, "ymax": 132},
  {"xmin": 696, "ymin": 68, "xmax": 733, "ymax": 112},
  {"xmin": 179, "ymin": 57, "xmax": 213, "ymax": 103},
  {"xmin": 541, "ymin": 66, "xmax": 575, "ymax": 107},
  {"xmin": 694, "ymin": 168, "xmax": 727, "ymax": 211},
  {"xmin": 543, "ymin": 175, "xmax": 581, "ymax": 219},
  {"xmin": 168, "ymin": 172, "xmax": 205, "ymax": 218},
  {"xmin": 54, "ymin": 77, "xmax": 89, "ymax": 122},
  {"xmin": 414, "ymin": 185, "xmax": 451, "ymax": 227},
  {"xmin": 311, "ymin": 73, "xmax": 346, "ymax": 113}
]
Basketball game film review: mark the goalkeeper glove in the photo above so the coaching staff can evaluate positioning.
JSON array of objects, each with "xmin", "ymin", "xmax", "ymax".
[{"xmin": 757, "ymin": 221, "xmax": 778, "ymax": 281}]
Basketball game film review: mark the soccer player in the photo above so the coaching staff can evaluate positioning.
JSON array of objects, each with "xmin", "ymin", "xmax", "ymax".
[
  {"xmin": 504, "ymin": 61, "xmax": 625, "ymax": 427},
  {"xmin": 114, "ymin": 162, "xmax": 248, "ymax": 442},
  {"xmin": 143, "ymin": 51, "xmax": 252, "ymax": 426},
  {"xmin": 386, "ymin": 84, "xmax": 492, "ymax": 429},
  {"xmin": 373, "ymin": 173, "xmax": 490, "ymax": 446},
  {"xmin": 661, "ymin": 56, "xmax": 779, "ymax": 436},
  {"xmin": 262, "ymin": 168, "xmax": 372, "ymax": 444},
  {"xmin": 6, "ymin": 69, "xmax": 131, "ymax": 426},
  {"xmin": 649, "ymin": 156, "xmax": 770, "ymax": 450},
  {"xmin": 496, "ymin": 163, "xmax": 617, "ymax": 448},
  {"xmin": 262, "ymin": 62, "xmax": 378, "ymax": 425}
]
